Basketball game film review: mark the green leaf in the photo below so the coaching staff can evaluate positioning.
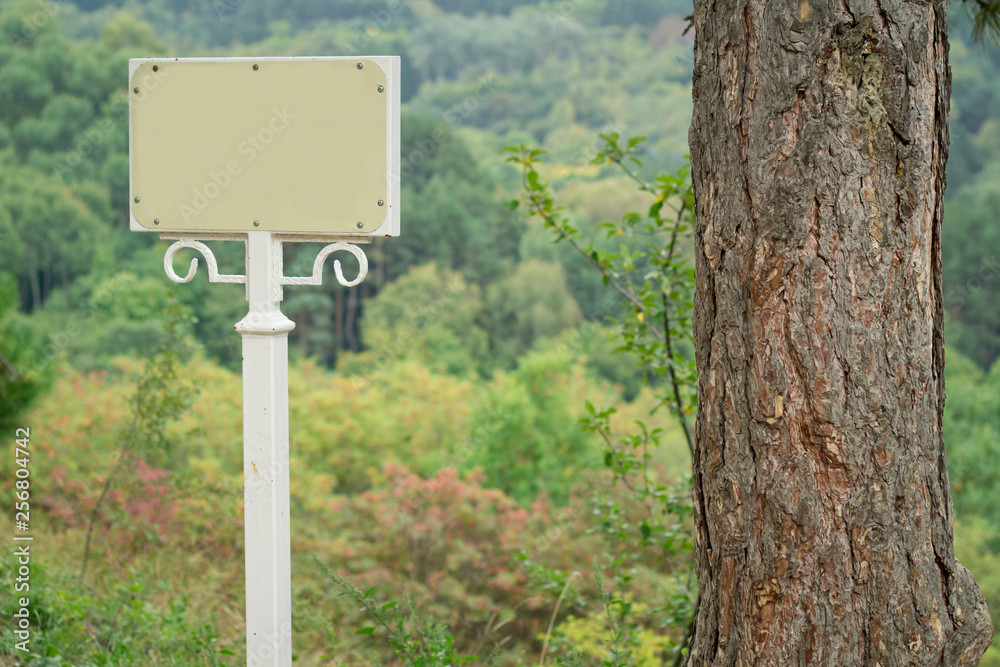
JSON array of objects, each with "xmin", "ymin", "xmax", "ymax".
[
  {"xmin": 640, "ymin": 521, "xmax": 652, "ymax": 540},
  {"xmin": 355, "ymin": 626, "xmax": 376, "ymax": 635}
]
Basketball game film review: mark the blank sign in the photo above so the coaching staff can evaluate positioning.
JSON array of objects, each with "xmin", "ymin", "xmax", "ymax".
[{"xmin": 129, "ymin": 57, "xmax": 400, "ymax": 235}]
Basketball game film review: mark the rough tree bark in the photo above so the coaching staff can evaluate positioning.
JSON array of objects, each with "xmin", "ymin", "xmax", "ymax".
[{"xmin": 687, "ymin": 0, "xmax": 994, "ymax": 664}]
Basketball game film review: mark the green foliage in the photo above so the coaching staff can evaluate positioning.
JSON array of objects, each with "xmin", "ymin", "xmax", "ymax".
[
  {"xmin": 0, "ymin": 564, "xmax": 234, "ymax": 664},
  {"xmin": 23, "ymin": 271, "xmax": 184, "ymax": 372},
  {"xmin": 288, "ymin": 358, "xmax": 474, "ymax": 493},
  {"xmin": 99, "ymin": 12, "xmax": 165, "ymax": 52},
  {"xmin": 583, "ymin": 405, "xmax": 693, "ymax": 557},
  {"xmin": 410, "ymin": 24, "xmax": 692, "ymax": 162},
  {"xmin": 0, "ymin": 2, "xmax": 166, "ymax": 327},
  {"xmin": 599, "ymin": 0, "xmax": 690, "ymax": 27},
  {"xmin": 946, "ymin": 350, "xmax": 1000, "ymax": 662},
  {"xmin": 0, "ymin": 273, "xmax": 50, "ymax": 429},
  {"xmin": 552, "ymin": 324, "xmax": 647, "ymax": 402},
  {"xmin": 504, "ymin": 134, "xmax": 696, "ymax": 445},
  {"xmin": 954, "ymin": 515, "xmax": 1000, "ymax": 666},
  {"xmin": 385, "ymin": 114, "xmax": 521, "ymax": 287},
  {"xmin": 79, "ymin": 295, "xmax": 196, "ymax": 581},
  {"xmin": 549, "ymin": 597, "xmax": 673, "ymax": 666},
  {"xmin": 431, "ymin": 0, "xmax": 539, "ymax": 16},
  {"xmin": 0, "ymin": 153, "xmax": 110, "ymax": 312},
  {"xmin": 942, "ymin": 19, "xmax": 1000, "ymax": 372},
  {"xmin": 505, "ymin": 134, "xmax": 698, "ymax": 664},
  {"xmin": 342, "ymin": 260, "xmax": 588, "ymax": 379},
  {"xmin": 465, "ymin": 348, "xmax": 603, "ymax": 504},
  {"xmin": 406, "ymin": 12, "xmax": 585, "ymax": 82},
  {"xmin": 318, "ymin": 560, "xmax": 477, "ymax": 665},
  {"xmin": 483, "ymin": 259, "xmax": 583, "ymax": 368},
  {"xmin": 947, "ymin": 35, "xmax": 1000, "ymax": 192},
  {"xmin": 351, "ymin": 263, "xmax": 490, "ymax": 377},
  {"xmin": 943, "ymin": 163, "xmax": 1000, "ymax": 370},
  {"xmin": 172, "ymin": 278, "xmax": 245, "ymax": 370},
  {"xmin": 944, "ymin": 347, "xmax": 1000, "ymax": 529}
]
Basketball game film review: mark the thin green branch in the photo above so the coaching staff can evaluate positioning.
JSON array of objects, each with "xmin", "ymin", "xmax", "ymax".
[
  {"xmin": 662, "ymin": 291, "xmax": 693, "ymax": 459},
  {"xmin": 518, "ymin": 165, "xmax": 664, "ymax": 339},
  {"xmin": 610, "ymin": 157, "xmax": 656, "ymax": 194},
  {"xmin": 660, "ymin": 195, "xmax": 695, "ymax": 457}
]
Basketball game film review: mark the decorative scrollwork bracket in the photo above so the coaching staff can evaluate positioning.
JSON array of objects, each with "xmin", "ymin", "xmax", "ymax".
[
  {"xmin": 160, "ymin": 233, "xmax": 370, "ymax": 305},
  {"xmin": 278, "ymin": 241, "xmax": 369, "ymax": 299},
  {"xmin": 163, "ymin": 237, "xmax": 247, "ymax": 285}
]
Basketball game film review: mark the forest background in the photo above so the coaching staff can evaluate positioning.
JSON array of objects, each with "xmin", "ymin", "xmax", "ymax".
[{"xmin": 0, "ymin": 0, "xmax": 998, "ymax": 664}]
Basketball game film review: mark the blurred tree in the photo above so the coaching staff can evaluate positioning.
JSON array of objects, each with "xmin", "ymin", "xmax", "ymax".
[
  {"xmin": 943, "ymin": 347, "xmax": 1000, "ymax": 530},
  {"xmin": 482, "ymin": 259, "xmax": 582, "ymax": 368},
  {"xmin": 391, "ymin": 176, "xmax": 518, "ymax": 285},
  {"xmin": 405, "ymin": 12, "xmax": 585, "ymax": 81},
  {"xmin": 599, "ymin": 0, "xmax": 679, "ymax": 27},
  {"xmin": 953, "ymin": 515, "xmax": 1000, "ymax": 666},
  {"xmin": 538, "ymin": 324, "xmax": 648, "ymax": 402},
  {"xmin": 348, "ymin": 263, "xmax": 489, "ymax": 377},
  {"xmin": 285, "ymin": 289, "xmax": 336, "ymax": 365},
  {"xmin": 943, "ymin": 160, "xmax": 1000, "ymax": 370},
  {"xmin": 464, "ymin": 348, "xmax": 600, "ymax": 505},
  {"xmin": 99, "ymin": 11, "xmax": 164, "ymax": 51},
  {"xmin": 0, "ymin": 156, "xmax": 109, "ymax": 311},
  {"xmin": 0, "ymin": 3, "xmax": 167, "ymax": 322},
  {"xmin": 431, "ymin": 0, "xmax": 538, "ymax": 15},
  {"xmin": 945, "ymin": 15, "xmax": 1000, "ymax": 191},
  {"xmin": 0, "ymin": 59, "xmax": 54, "ymax": 126},
  {"xmin": 0, "ymin": 273, "xmax": 50, "ymax": 429}
]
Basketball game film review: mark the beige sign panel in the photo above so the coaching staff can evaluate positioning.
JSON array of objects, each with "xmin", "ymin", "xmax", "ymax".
[{"xmin": 129, "ymin": 57, "xmax": 400, "ymax": 235}]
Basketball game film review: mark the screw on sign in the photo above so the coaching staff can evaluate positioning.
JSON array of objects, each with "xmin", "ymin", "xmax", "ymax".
[{"xmin": 128, "ymin": 56, "xmax": 400, "ymax": 667}]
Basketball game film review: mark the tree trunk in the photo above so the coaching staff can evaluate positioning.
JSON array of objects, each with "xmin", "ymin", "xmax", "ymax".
[
  {"xmin": 29, "ymin": 269, "xmax": 41, "ymax": 313},
  {"xmin": 687, "ymin": 1, "xmax": 993, "ymax": 664}
]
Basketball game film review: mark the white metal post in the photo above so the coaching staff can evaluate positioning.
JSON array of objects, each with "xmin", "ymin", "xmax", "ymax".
[
  {"xmin": 160, "ymin": 231, "xmax": 369, "ymax": 666},
  {"xmin": 235, "ymin": 232, "xmax": 295, "ymax": 666}
]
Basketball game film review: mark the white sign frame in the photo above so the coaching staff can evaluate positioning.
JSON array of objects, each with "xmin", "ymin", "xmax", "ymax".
[{"xmin": 128, "ymin": 56, "xmax": 400, "ymax": 237}]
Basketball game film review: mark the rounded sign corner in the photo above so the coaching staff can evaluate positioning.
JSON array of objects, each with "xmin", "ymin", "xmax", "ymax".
[{"xmin": 129, "ymin": 211, "xmax": 156, "ymax": 232}]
